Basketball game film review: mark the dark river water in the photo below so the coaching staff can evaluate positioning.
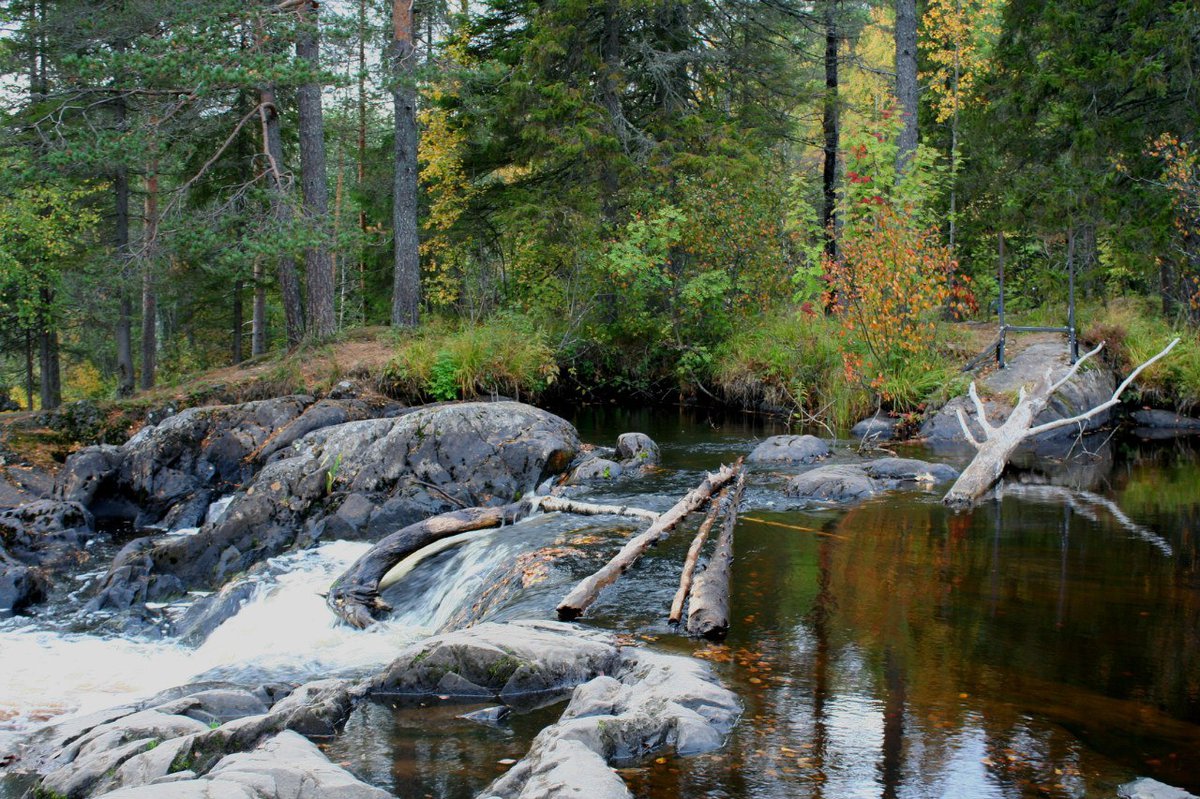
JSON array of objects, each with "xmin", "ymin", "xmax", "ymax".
[
  {"xmin": 329, "ymin": 407, "xmax": 1200, "ymax": 799},
  {"xmin": 4, "ymin": 406, "xmax": 1199, "ymax": 799}
]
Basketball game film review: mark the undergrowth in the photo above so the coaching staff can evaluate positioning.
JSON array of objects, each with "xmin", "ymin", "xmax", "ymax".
[{"xmin": 382, "ymin": 313, "xmax": 559, "ymax": 402}]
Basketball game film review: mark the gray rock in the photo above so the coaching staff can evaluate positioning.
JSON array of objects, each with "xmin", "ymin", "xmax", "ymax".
[
  {"xmin": 367, "ymin": 620, "xmax": 619, "ymax": 702},
  {"xmin": 173, "ymin": 580, "xmax": 260, "ymax": 645},
  {"xmin": 922, "ymin": 341, "xmax": 1116, "ymax": 453},
  {"xmin": 153, "ymin": 689, "xmax": 269, "ymax": 727},
  {"xmin": 88, "ymin": 402, "xmax": 580, "ymax": 607},
  {"xmin": 615, "ymin": 433, "xmax": 660, "ymax": 468},
  {"xmin": 862, "ymin": 457, "xmax": 958, "ymax": 484},
  {"xmin": 850, "ymin": 413, "xmax": 897, "ymax": 441},
  {"xmin": 1131, "ymin": 409, "xmax": 1200, "ymax": 430},
  {"xmin": 1118, "ymin": 777, "xmax": 1198, "ymax": 799},
  {"xmin": 567, "ymin": 457, "xmax": 624, "ymax": 483},
  {"xmin": 746, "ymin": 435, "xmax": 830, "ymax": 465},
  {"xmin": 0, "ymin": 561, "xmax": 46, "ymax": 617},
  {"xmin": 0, "ymin": 499, "xmax": 93, "ymax": 536},
  {"xmin": 93, "ymin": 731, "xmax": 393, "ymax": 799},
  {"xmin": 483, "ymin": 649, "xmax": 739, "ymax": 799},
  {"xmin": 785, "ymin": 465, "xmax": 879, "ymax": 503}
]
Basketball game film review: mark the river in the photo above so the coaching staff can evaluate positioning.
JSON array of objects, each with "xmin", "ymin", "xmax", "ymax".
[{"xmin": 2, "ymin": 406, "xmax": 1198, "ymax": 798}]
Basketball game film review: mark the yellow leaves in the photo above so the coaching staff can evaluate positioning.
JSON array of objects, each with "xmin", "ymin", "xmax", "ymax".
[{"xmin": 920, "ymin": 0, "xmax": 1006, "ymax": 123}]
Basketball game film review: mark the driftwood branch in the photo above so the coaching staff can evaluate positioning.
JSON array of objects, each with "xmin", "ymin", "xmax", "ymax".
[
  {"xmin": 943, "ymin": 338, "xmax": 1180, "ymax": 509},
  {"xmin": 532, "ymin": 495, "xmax": 660, "ymax": 522},
  {"xmin": 686, "ymin": 470, "xmax": 746, "ymax": 641},
  {"xmin": 556, "ymin": 460, "xmax": 743, "ymax": 620},
  {"xmin": 668, "ymin": 494, "xmax": 723, "ymax": 626}
]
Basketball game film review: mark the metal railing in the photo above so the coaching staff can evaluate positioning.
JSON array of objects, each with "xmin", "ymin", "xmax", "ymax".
[{"xmin": 996, "ymin": 231, "xmax": 1080, "ymax": 368}]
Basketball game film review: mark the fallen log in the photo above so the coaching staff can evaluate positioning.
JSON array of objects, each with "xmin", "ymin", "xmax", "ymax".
[
  {"xmin": 327, "ymin": 495, "xmax": 663, "ymax": 628},
  {"xmin": 943, "ymin": 337, "xmax": 1180, "ymax": 509},
  {"xmin": 533, "ymin": 495, "xmax": 660, "ymax": 522},
  {"xmin": 327, "ymin": 503, "xmax": 528, "ymax": 628},
  {"xmin": 686, "ymin": 469, "xmax": 746, "ymax": 641},
  {"xmin": 668, "ymin": 493, "xmax": 724, "ymax": 626},
  {"xmin": 556, "ymin": 460, "xmax": 743, "ymax": 621}
]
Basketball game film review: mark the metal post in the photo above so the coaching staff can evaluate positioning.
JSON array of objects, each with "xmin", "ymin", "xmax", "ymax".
[
  {"xmin": 1067, "ymin": 228, "xmax": 1078, "ymax": 363},
  {"xmin": 997, "ymin": 231, "xmax": 1006, "ymax": 369}
]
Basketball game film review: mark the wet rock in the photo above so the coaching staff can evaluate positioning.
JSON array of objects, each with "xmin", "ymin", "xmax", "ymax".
[
  {"xmin": 567, "ymin": 457, "xmax": 624, "ymax": 483},
  {"xmin": 93, "ymin": 731, "xmax": 393, "ymax": 799},
  {"xmin": 89, "ymin": 402, "xmax": 580, "ymax": 607},
  {"xmin": 746, "ymin": 435, "xmax": 830, "ymax": 465},
  {"xmin": 785, "ymin": 465, "xmax": 879, "ymax": 503},
  {"xmin": 615, "ymin": 432, "xmax": 660, "ymax": 468},
  {"xmin": 1118, "ymin": 778, "xmax": 1198, "ymax": 799},
  {"xmin": 367, "ymin": 620, "xmax": 619, "ymax": 702},
  {"xmin": 0, "ymin": 561, "xmax": 47, "ymax": 617},
  {"xmin": 850, "ymin": 413, "xmax": 898, "ymax": 441},
  {"xmin": 862, "ymin": 457, "xmax": 958, "ymax": 484},
  {"xmin": 1131, "ymin": 409, "xmax": 1200, "ymax": 430},
  {"xmin": 483, "ymin": 649, "xmax": 740, "ymax": 799}
]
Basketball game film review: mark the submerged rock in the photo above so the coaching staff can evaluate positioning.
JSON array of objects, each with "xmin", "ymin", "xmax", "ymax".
[
  {"xmin": 746, "ymin": 435, "xmax": 830, "ymax": 465},
  {"xmin": 785, "ymin": 458, "xmax": 958, "ymax": 505},
  {"xmin": 862, "ymin": 457, "xmax": 958, "ymax": 483},
  {"xmin": 87, "ymin": 402, "xmax": 580, "ymax": 609},
  {"xmin": 1131, "ymin": 409, "xmax": 1200, "ymax": 430}
]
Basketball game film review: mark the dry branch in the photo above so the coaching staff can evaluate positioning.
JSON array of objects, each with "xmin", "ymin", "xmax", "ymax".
[
  {"xmin": 556, "ymin": 460, "xmax": 743, "ymax": 620},
  {"xmin": 686, "ymin": 470, "xmax": 747, "ymax": 641},
  {"xmin": 533, "ymin": 495, "xmax": 660, "ymax": 522},
  {"xmin": 668, "ymin": 494, "xmax": 724, "ymax": 626},
  {"xmin": 943, "ymin": 338, "xmax": 1180, "ymax": 509}
]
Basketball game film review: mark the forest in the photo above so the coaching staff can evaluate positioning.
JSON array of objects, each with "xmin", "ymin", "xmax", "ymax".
[{"xmin": 0, "ymin": 0, "xmax": 1196, "ymax": 425}]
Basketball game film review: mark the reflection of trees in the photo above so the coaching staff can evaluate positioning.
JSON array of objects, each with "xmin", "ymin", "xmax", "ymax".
[{"xmin": 827, "ymin": 494, "xmax": 1200, "ymax": 791}]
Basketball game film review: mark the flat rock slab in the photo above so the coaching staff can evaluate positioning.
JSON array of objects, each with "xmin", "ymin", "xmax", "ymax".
[
  {"xmin": 862, "ymin": 457, "xmax": 958, "ymax": 483},
  {"xmin": 746, "ymin": 435, "xmax": 830, "ymax": 465},
  {"xmin": 483, "ymin": 649, "xmax": 740, "ymax": 799},
  {"xmin": 366, "ymin": 620, "xmax": 620, "ymax": 702},
  {"xmin": 1118, "ymin": 778, "xmax": 1198, "ymax": 799},
  {"xmin": 92, "ymin": 731, "xmax": 393, "ymax": 799}
]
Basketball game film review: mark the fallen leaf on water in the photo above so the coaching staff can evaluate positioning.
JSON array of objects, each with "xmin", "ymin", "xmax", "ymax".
[{"xmin": 498, "ymin": 758, "xmax": 517, "ymax": 765}]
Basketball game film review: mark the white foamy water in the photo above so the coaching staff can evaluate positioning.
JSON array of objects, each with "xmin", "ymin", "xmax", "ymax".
[{"xmin": 0, "ymin": 540, "xmax": 430, "ymax": 744}]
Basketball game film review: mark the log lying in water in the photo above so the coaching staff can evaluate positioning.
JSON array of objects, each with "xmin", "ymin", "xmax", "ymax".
[
  {"xmin": 556, "ymin": 460, "xmax": 743, "ymax": 621},
  {"xmin": 686, "ymin": 469, "xmax": 746, "ymax": 641},
  {"xmin": 668, "ymin": 494, "xmax": 723, "ymax": 626},
  {"xmin": 328, "ymin": 496, "xmax": 659, "ymax": 628},
  {"xmin": 942, "ymin": 337, "xmax": 1180, "ymax": 509}
]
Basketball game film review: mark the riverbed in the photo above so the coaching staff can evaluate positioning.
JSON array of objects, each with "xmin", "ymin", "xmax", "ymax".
[{"xmin": 2, "ymin": 407, "xmax": 1198, "ymax": 798}]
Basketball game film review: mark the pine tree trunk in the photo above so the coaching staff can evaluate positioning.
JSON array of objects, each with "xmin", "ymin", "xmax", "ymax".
[
  {"xmin": 391, "ymin": 0, "xmax": 420, "ymax": 328},
  {"xmin": 296, "ymin": 0, "xmax": 336, "ymax": 340},
  {"xmin": 821, "ymin": 0, "xmax": 839, "ymax": 259},
  {"xmin": 252, "ymin": 258, "xmax": 267, "ymax": 356},
  {"xmin": 258, "ymin": 86, "xmax": 305, "ymax": 346},
  {"xmin": 24, "ymin": 331, "xmax": 34, "ymax": 411},
  {"xmin": 114, "ymin": 95, "xmax": 135, "ymax": 397},
  {"xmin": 232, "ymin": 279, "xmax": 244, "ymax": 364},
  {"xmin": 894, "ymin": 0, "xmax": 919, "ymax": 171},
  {"xmin": 140, "ymin": 157, "xmax": 158, "ymax": 391},
  {"xmin": 38, "ymin": 288, "xmax": 61, "ymax": 410}
]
